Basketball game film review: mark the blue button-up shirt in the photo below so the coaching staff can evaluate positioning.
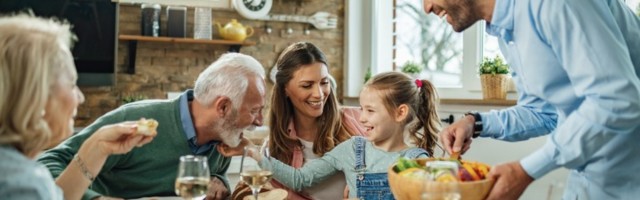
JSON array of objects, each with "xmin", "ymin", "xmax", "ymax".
[
  {"xmin": 179, "ymin": 90, "xmax": 218, "ymax": 155},
  {"xmin": 482, "ymin": 0, "xmax": 640, "ymax": 198}
]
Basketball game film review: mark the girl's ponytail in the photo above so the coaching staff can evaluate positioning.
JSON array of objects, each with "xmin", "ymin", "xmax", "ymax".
[{"xmin": 409, "ymin": 79, "xmax": 440, "ymax": 157}]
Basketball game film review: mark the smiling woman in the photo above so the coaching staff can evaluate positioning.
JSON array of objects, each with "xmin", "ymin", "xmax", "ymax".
[{"xmin": 266, "ymin": 42, "xmax": 365, "ymax": 200}]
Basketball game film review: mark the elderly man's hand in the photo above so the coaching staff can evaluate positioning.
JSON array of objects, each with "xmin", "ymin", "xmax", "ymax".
[
  {"xmin": 205, "ymin": 177, "xmax": 230, "ymax": 200},
  {"xmin": 485, "ymin": 161, "xmax": 534, "ymax": 200}
]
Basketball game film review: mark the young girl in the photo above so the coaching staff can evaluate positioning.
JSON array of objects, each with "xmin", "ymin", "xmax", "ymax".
[{"xmin": 251, "ymin": 71, "xmax": 440, "ymax": 199}]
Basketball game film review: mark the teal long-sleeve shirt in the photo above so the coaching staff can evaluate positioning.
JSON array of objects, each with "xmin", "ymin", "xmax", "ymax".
[
  {"xmin": 261, "ymin": 137, "xmax": 428, "ymax": 198},
  {"xmin": 483, "ymin": 0, "xmax": 640, "ymax": 199},
  {"xmin": 37, "ymin": 95, "xmax": 231, "ymax": 200}
]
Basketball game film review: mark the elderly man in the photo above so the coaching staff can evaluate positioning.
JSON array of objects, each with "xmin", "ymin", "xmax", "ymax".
[
  {"xmin": 38, "ymin": 53, "xmax": 266, "ymax": 200},
  {"xmin": 424, "ymin": 0, "xmax": 640, "ymax": 199}
]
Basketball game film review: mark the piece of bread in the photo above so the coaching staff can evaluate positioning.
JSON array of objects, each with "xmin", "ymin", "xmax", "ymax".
[{"xmin": 136, "ymin": 118, "xmax": 158, "ymax": 136}]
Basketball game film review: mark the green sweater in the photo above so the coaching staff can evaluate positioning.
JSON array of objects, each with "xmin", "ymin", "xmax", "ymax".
[{"xmin": 37, "ymin": 97, "xmax": 231, "ymax": 200}]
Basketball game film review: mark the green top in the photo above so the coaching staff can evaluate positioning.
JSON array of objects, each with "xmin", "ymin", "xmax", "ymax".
[
  {"xmin": 262, "ymin": 137, "xmax": 428, "ymax": 198},
  {"xmin": 37, "ymin": 98, "xmax": 231, "ymax": 200}
]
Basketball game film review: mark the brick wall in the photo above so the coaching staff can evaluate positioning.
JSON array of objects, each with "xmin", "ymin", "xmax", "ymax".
[{"xmin": 76, "ymin": 0, "xmax": 345, "ymax": 126}]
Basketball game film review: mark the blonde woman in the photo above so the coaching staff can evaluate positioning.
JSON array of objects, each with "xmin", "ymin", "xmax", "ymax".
[{"xmin": 0, "ymin": 14, "xmax": 154, "ymax": 200}]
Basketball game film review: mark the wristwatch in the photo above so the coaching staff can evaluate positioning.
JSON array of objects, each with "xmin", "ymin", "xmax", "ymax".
[{"xmin": 464, "ymin": 112, "xmax": 482, "ymax": 138}]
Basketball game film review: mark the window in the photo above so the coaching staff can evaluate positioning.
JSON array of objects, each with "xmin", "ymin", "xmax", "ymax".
[
  {"xmin": 396, "ymin": 0, "xmax": 463, "ymax": 88},
  {"xmin": 483, "ymin": 34, "xmax": 503, "ymax": 61},
  {"xmin": 394, "ymin": 0, "xmax": 487, "ymax": 99},
  {"xmin": 626, "ymin": 0, "xmax": 640, "ymax": 16},
  {"xmin": 345, "ymin": 0, "xmax": 637, "ymax": 100}
]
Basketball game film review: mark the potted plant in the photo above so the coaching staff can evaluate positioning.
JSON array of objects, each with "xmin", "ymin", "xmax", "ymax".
[
  {"xmin": 479, "ymin": 56, "xmax": 510, "ymax": 99},
  {"xmin": 401, "ymin": 61, "xmax": 423, "ymax": 78},
  {"xmin": 121, "ymin": 93, "xmax": 147, "ymax": 105}
]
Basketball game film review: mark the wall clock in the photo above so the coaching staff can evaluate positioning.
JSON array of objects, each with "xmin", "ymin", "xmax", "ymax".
[{"xmin": 233, "ymin": 0, "xmax": 272, "ymax": 19}]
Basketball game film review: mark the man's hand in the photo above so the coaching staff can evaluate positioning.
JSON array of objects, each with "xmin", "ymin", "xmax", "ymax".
[
  {"xmin": 438, "ymin": 115, "xmax": 474, "ymax": 155},
  {"xmin": 205, "ymin": 177, "xmax": 230, "ymax": 200},
  {"xmin": 485, "ymin": 162, "xmax": 534, "ymax": 200},
  {"xmin": 217, "ymin": 137, "xmax": 252, "ymax": 157}
]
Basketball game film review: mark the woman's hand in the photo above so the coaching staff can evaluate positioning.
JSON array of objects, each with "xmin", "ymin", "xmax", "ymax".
[
  {"xmin": 90, "ymin": 121, "xmax": 155, "ymax": 156},
  {"xmin": 62, "ymin": 120, "xmax": 155, "ymax": 200}
]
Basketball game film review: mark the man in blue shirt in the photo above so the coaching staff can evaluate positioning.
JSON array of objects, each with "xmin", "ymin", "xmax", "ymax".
[{"xmin": 425, "ymin": 0, "xmax": 640, "ymax": 199}]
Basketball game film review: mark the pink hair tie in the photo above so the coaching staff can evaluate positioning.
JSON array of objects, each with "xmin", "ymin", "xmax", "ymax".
[{"xmin": 415, "ymin": 79, "xmax": 423, "ymax": 88}]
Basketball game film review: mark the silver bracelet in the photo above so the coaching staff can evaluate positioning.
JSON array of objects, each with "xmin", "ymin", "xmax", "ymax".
[{"xmin": 74, "ymin": 154, "xmax": 95, "ymax": 182}]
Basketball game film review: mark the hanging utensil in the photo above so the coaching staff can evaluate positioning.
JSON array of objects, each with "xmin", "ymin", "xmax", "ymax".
[{"xmin": 256, "ymin": 11, "xmax": 337, "ymax": 30}]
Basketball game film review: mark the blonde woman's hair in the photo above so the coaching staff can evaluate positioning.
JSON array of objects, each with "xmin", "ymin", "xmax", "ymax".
[{"xmin": 0, "ymin": 14, "xmax": 76, "ymax": 157}]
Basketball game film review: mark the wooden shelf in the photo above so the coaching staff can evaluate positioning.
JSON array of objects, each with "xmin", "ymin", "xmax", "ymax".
[
  {"xmin": 118, "ymin": 34, "xmax": 256, "ymax": 74},
  {"xmin": 118, "ymin": 35, "xmax": 256, "ymax": 46}
]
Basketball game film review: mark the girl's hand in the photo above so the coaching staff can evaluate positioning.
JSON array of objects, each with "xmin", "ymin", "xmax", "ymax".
[
  {"xmin": 217, "ymin": 137, "xmax": 253, "ymax": 157},
  {"xmin": 245, "ymin": 145, "xmax": 263, "ymax": 162}
]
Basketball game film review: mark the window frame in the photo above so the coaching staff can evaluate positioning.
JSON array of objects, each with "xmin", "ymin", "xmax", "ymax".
[{"xmin": 344, "ymin": 1, "xmax": 517, "ymax": 100}]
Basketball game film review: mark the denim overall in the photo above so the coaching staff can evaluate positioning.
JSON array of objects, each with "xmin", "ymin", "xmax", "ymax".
[{"xmin": 353, "ymin": 136, "xmax": 428, "ymax": 200}]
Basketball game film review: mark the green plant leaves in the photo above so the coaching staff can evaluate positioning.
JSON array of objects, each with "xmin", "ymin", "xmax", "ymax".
[
  {"xmin": 121, "ymin": 94, "xmax": 147, "ymax": 104},
  {"xmin": 401, "ymin": 61, "xmax": 423, "ymax": 74},
  {"xmin": 479, "ymin": 56, "xmax": 509, "ymax": 75}
]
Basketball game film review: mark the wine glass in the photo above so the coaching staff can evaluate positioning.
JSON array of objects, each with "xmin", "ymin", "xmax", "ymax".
[
  {"xmin": 175, "ymin": 155, "xmax": 210, "ymax": 200},
  {"xmin": 240, "ymin": 143, "xmax": 272, "ymax": 200},
  {"xmin": 422, "ymin": 161, "xmax": 461, "ymax": 200},
  {"xmin": 422, "ymin": 181, "xmax": 461, "ymax": 200}
]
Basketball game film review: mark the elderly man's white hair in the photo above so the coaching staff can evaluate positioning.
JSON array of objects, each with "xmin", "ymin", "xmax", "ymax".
[{"xmin": 194, "ymin": 53, "xmax": 265, "ymax": 108}]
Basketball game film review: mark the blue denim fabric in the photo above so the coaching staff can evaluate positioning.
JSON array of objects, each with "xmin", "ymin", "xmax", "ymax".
[
  {"xmin": 404, "ymin": 147, "xmax": 430, "ymax": 158},
  {"xmin": 356, "ymin": 172, "xmax": 395, "ymax": 200},
  {"xmin": 353, "ymin": 137, "xmax": 395, "ymax": 200},
  {"xmin": 351, "ymin": 136, "xmax": 428, "ymax": 199}
]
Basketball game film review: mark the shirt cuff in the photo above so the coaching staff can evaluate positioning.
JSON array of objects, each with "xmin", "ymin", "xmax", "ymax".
[
  {"xmin": 478, "ymin": 112, "xmax": 498, "ymax": 138},
  {"xmin": 520, "ymin": 140, "xmax": 560, "ymax": 179}
]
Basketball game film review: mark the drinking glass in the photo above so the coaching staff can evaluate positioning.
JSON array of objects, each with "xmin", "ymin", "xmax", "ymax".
[
  {"xmin": 240, "ymin": 144, "xmax": 272, "ymax": 200},
  {"xmin": 422, "ymin": 161, "xmax": 461, "ymax": 200},
  {"xmin": 422, "ymin": 182, "xmax": 461, "ymax": 200},
  {"xmin": 175, "ymin": 155, "xmax": 210, "ymax": 200}
]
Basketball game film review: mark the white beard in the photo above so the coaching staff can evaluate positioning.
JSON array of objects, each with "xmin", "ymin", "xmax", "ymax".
[{"xmin": 215, "ymin": 109, "xmax": 249, "ymax": 147}]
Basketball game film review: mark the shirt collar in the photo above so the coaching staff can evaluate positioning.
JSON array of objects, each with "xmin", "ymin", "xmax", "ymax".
[
  {"xmin": 287, "ymin": 119, "xmax": 305, "ymax": 168},
  {"xmin": 179, "ymin": 89, "xmax": 217, "ymax": 154},
  {"xmin": 486, "ymin": 0, "xmax": 515, "ymax": 42}
]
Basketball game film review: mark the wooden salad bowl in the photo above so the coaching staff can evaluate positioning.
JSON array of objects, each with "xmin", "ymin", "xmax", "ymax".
[{"xmin": 387, "ymin": 158, "xmax": 495, "ymax": 200}]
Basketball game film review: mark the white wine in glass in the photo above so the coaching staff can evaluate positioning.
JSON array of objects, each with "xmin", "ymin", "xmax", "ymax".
[
  {"xmin": 240, "ymin": 170, "xmax": 273, "ymax": 190},
  {"xmin": 241, "ymin": 144, "xmax": 272, "ymax": 200},
  {"xmin": 175, "ymin": 155, "xmax": 210, "ymax": 200}
]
